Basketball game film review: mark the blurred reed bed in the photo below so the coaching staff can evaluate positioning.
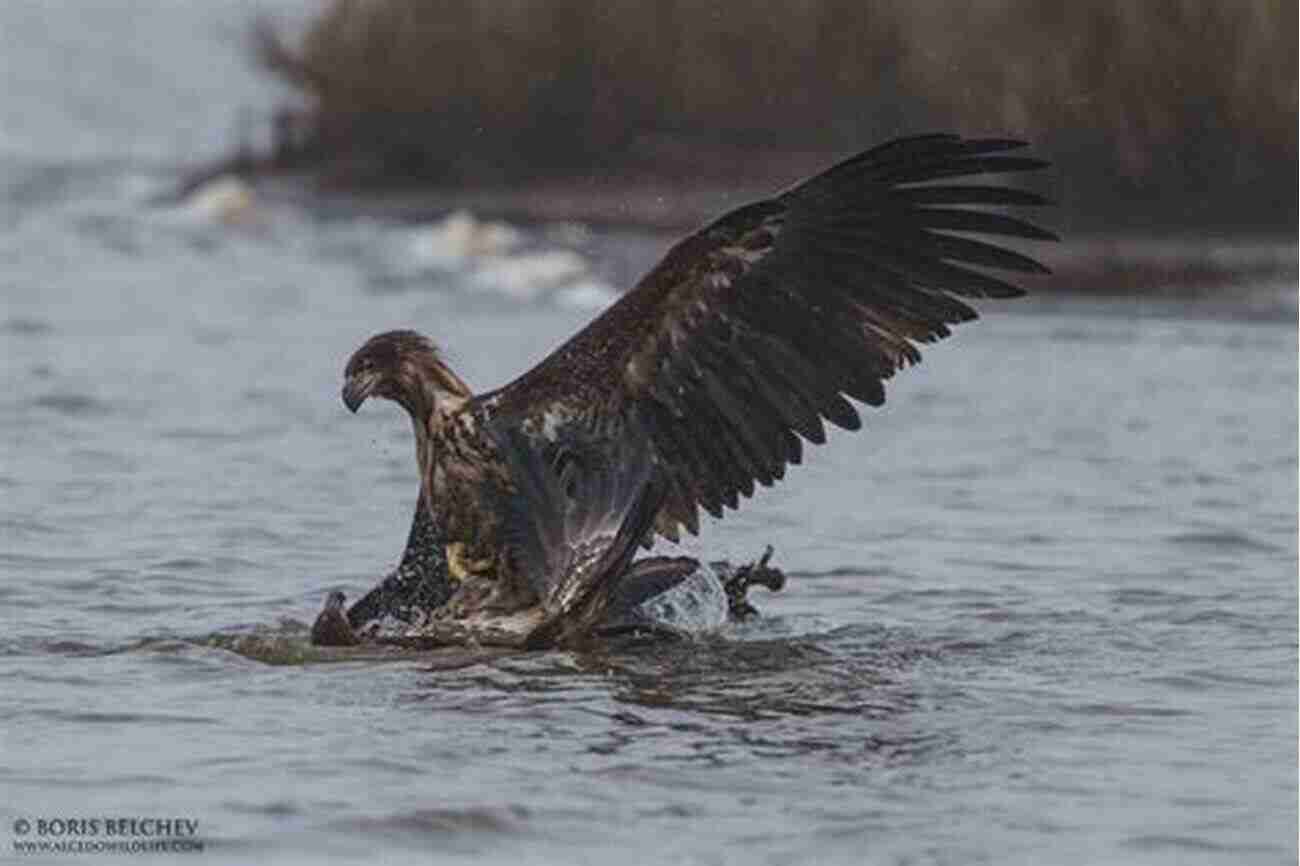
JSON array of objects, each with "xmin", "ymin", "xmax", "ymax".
[{"xmin": 252, "ymin": 0, "xmax": 1296, "ymax": 228}]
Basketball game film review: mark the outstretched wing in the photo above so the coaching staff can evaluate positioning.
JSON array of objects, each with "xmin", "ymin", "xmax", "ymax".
[
  {"xmin": 481, "ymin": 134, "xmax": 1055, "ymax": 544},
  {"xmin": 489, "ymin": 423, "xmax": 667, "ymax": 640}
]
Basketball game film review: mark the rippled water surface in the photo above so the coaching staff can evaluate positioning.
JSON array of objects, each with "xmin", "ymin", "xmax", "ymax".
[{"xmin": 2, "ymin": 3, "xmax": 1297, "ymax": 864}]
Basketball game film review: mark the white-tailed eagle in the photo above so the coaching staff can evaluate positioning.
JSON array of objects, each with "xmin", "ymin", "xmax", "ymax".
[{"xmin": 339, "ymin": 134, "xmax": 1054, "ymax": 648}]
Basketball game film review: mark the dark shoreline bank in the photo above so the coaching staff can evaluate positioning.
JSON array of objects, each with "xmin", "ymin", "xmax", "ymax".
[{"xmin": 172, "ymin": 154, "xmax": 1297, "ymax": 302}]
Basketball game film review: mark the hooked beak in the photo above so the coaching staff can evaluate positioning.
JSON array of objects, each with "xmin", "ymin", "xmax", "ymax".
[{"xmin": 341, "ymin": 373, "xmax": 377, "ymax": 413}]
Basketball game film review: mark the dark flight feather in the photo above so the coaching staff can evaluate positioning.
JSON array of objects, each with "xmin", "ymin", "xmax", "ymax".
[
  {"xmin": 474, "ymin": 134, "xmax": 1053, "ymax": 546},
  {"xmin": 490, "ymin": 423, "xmax": 665, "ymax": 636}
]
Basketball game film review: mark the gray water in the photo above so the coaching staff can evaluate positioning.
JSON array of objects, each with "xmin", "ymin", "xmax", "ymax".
[{"xmin": 2, "ymin": 4, "xmax": 1297, "ymax": 864}]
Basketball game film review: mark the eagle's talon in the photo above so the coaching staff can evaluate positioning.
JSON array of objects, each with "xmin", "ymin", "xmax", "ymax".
[
  {"xmin": 446, "ymin": 542, "xmax": 467, "ymax": 583},
  {"xmin": 447, "ymin": 542, "xmax": 494, "ymax": 583}
]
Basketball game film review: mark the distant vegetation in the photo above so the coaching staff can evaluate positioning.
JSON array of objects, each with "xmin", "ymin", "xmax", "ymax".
[{"xmin": 251, "ymin": 0, "xmax": 1296, "ymax": 230}]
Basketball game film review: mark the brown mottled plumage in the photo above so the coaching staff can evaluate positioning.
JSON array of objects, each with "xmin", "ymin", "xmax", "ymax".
[{"xmin": 340, "ymin": 134, "xmax": 1056, "ymax": 648}]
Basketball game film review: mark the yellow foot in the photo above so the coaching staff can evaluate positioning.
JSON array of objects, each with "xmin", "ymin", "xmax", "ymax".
[{"xmin": 446, "ymin": 542, "xmax": 493, "ymax": 583}]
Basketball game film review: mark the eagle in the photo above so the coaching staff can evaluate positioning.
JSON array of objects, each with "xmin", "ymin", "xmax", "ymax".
[{"xmin": 338, "ymin": 134, "xmax": 1054, "ymax": 649}]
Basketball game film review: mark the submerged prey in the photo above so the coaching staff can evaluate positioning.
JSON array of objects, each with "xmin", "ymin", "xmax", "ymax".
[{"xmin": 314, "ymin": 488, "xmax": 786, "ymax": 647}]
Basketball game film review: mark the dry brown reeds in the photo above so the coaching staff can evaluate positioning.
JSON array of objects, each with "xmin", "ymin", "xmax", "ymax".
[{"xmin": 253, "ymin": 0, "xmax": 1296, "ymax": 228}]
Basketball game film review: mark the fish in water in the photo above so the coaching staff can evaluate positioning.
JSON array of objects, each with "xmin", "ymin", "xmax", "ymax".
[
  {"xmin": 332, "ymin": 134, "xmax": 1055, "ymax": 649},
  {"xmin": 328, "ymin": 478, "xmax": 787, "ymax": 645},
  {"xmin": 311, "ymin": 591, "xmax": 359, "ymax": 647}
]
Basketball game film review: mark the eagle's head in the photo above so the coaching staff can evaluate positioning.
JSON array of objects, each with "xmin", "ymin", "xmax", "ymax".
[{"xmin": 341, "ymin": 330, "xmax": 471, "ymax": 421}]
